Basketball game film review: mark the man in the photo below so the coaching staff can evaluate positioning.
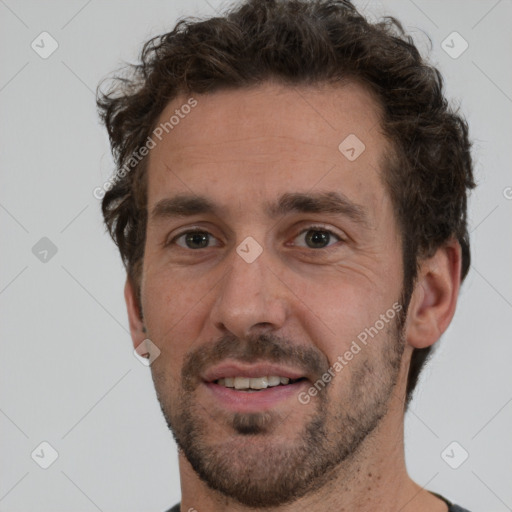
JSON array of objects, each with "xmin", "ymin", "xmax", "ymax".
[{"xmin": 97, "ymin": 0, "xmax": 475, "ymax": 510}]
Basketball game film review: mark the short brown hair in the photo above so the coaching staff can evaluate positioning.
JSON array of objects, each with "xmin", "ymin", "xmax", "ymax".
[{"xmin": 97, "ymin": 0, "xmax": 475, "ymax": 407}]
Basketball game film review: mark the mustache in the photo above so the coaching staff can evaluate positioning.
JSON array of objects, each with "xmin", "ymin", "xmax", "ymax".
[{"xmin": 181, "ymin": 331, "xmax": 330, "ymax": 391}]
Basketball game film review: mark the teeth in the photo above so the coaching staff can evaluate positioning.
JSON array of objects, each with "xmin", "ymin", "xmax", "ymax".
[
  {"xmin": 234, "ymin": 377, "xmax": 250, "ymax": 390},
  {"xmin": 250, "ymin": 377, "xmax": 268, "ymax": 389},
  {"xmin": 216, "ymin": 375, "xmax": 296, "ymax": 390},
  {"xmin": 267, "ymin": 376, "xmax": 281, "ymax": 386}
]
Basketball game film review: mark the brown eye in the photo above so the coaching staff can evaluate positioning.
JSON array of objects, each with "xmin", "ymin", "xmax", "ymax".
[
  {"xmin": 293, "ymin": 226, "xmax": 343, "ymax": 249},
  {"xmin": 171, "ymin": 230, "xmax": 220, "ymax": 249},
  {"xmin": 305, "ymin": 230, "xmax": 331, "ymax": 248}
]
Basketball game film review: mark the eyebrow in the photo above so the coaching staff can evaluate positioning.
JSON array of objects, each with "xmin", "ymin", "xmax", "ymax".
[{"xmin": 150, "ymin": 191, "xmax": 371, "ymax": 228}]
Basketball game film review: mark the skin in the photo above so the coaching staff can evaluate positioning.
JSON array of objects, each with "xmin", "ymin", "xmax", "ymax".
[{"xmin": 125, "ymin": 81, "xmax": 461, "ymax": 512}]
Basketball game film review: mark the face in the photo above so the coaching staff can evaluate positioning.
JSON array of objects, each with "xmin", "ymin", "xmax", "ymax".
[{"xmin": 139, "ymin": 82, "xmax": 408, "ymax": 506}]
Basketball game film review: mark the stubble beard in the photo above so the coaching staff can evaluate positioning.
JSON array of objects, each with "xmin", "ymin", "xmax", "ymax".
[{"xmin": 152, "ymin": 308, "xmax": 406, "ymax": 508}]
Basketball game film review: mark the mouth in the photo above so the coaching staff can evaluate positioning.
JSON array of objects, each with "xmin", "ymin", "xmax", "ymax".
[
  {"xmin": 215, "ymin": 376, "xmax": 306, "ymax": 391},
  {"xmin": 201, "ymin": 363, "xmax": 310, "ymax": 412}
]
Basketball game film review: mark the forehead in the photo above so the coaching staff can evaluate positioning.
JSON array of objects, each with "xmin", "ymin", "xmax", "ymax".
[{"xmin": 146, "ymin": 81, "xmax": 390, "ymax": 221}]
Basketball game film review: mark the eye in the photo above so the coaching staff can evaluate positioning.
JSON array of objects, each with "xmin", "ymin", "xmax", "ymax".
[
  {"xmin": 169, "ymin": 229, "xmax": 221, "ymax": 250},
  {"xmin": 292, "ymin": 226, "xmax": 344, "ymax": 249},
  {"xmin": 166, "ymin": 226, "xmax": 344, "ymax": 251}
]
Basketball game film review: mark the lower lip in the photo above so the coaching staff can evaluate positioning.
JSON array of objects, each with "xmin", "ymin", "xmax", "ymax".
[{"xmin": 203, "ymin": 381, "xmax": 309, "ymax": 412}]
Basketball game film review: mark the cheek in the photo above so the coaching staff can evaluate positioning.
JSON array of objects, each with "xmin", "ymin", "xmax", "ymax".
[
  {"xmin": 141, "ymin": 265, "xmax": 214, "ymax": 355},
  {"xmin": 290, "ymin": 273, "xmax": 393, "ymax": 359}
]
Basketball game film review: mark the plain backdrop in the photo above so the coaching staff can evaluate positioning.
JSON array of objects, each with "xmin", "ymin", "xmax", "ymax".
[{"xmin": 1, "ymin": 1, "xmax": 511, "ymax": 511}]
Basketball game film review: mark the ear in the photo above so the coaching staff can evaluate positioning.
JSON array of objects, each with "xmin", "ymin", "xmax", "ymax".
[
  {"xmin": 405, "ymin": 238, "xmax": 462, "ymax": 349},
  {"xmin": 124, "ymin": 278, "xmax": 146, "ymax": 350}
]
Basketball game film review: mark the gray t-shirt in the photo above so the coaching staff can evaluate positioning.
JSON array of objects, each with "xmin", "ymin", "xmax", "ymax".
[{"xmin": 166, "ymin": 492, "xmax": 472, "ymax": 511}]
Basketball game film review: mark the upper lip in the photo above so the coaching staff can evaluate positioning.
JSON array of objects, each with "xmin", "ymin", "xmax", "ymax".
[{"xmin": 202, "ymin": 362, "xmax": 307, "ymax": 383}]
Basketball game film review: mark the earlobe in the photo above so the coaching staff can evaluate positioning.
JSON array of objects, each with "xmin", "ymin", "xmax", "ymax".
[
  {"xmin": 405, "ymin": 239, "xmax": 462, "ymax": 349},
  {"xmin": 124, "ymin": 278, "xmax": 146, "ymax": 350}
]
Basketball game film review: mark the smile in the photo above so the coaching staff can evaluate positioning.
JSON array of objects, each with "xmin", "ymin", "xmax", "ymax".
[{"xmin": 216, "ymin": 376, "xmax": 304, "ymax": 390}]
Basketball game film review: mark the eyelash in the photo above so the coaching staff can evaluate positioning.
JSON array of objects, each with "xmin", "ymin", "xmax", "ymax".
[{"xmin": 166, "ymin": 225, "xmax": 345, "ymax": 250}]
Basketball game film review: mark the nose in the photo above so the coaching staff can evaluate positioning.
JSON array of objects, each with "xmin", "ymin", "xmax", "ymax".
[{"xmin": 209, "ymin": 246, "xmax": 289, "ymax": 340}]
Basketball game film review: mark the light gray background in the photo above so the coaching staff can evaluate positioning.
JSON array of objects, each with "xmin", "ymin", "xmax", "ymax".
[{"xmin": 1, "ymin": 0, "xmax": 511, "ymax": 511}]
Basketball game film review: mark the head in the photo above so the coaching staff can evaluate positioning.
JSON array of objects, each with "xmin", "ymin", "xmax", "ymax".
[{"xmin": 97, "ymin": 0, "xmax": 475, "ymax": 506}]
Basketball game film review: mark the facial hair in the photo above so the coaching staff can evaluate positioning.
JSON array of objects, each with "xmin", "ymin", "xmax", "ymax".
[{"xmin": 150, "ymin": 300, "xmax": 407, "ymax": 508}]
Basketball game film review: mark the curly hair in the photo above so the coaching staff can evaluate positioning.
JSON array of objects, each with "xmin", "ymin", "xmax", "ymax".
[{"xmin": 97, "ymin": 0, "xmax": 475, "ymax": 407}]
